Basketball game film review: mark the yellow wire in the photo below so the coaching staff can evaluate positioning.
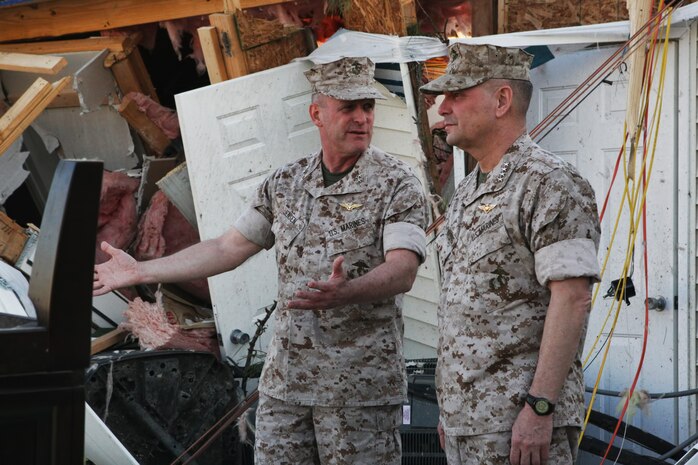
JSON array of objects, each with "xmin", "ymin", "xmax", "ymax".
[
  {"xmin": 579, "ymin": 12, "xmax": 672, "ymax": 442},
  {"xmin": 582, "ymin": 0, "xmax": 669, "ymax": 368}
]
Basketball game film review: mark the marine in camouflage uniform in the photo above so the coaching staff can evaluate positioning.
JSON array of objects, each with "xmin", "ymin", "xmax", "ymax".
[
  {"xmin": 234, "ymin": 57, "xmax": 429, "ymax": 465},
  {"xmin": 93, "ymin": 56, "xmax": 427, "ymax": 465},
  {"xmin": 421, "ymin": 44, "xmax": 601, "ymax": 465}
]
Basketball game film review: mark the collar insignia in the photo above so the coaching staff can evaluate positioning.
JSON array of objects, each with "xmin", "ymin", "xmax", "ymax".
[
  {"xmin": 340, "ymin": 202, "xmax": 363, "ymax": 211},
  {"xmin": 478, "ymin": 204, "xmax": 497, "ymax": 213},
  {"xmin": 495, "ymin": 162, "xmax": 511, "ymax": 183}
]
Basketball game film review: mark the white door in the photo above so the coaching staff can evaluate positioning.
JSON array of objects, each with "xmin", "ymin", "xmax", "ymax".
[
  {"xmin": 528, "ymin": 43, "xmax": 679, "ymax": 453},
  {"xmin": 176, "ymin": 61, "xmax": 440, "ymax": 366}
]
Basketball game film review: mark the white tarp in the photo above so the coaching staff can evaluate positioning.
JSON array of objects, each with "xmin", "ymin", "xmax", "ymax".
[
  {"xmin": 306, "ymin": 2, "xmax": 698, "ymax": 65},
  {"xmin": 305, "ymin": 29, "xmax": 446, "ymax": 64}
]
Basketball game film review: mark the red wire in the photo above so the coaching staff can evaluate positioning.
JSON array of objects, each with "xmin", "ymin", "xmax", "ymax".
[
  {"xmin": 598, "ymin": 134, "xmax": 628, "ymax": 223},
  {"xmin": 597, "ymin": 2, "xmax": 661, "ymax": 461}
]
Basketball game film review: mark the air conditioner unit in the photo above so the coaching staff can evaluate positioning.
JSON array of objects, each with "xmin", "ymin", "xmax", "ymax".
[{"xmin": 676, "ymin": 443, "xmax": 698, "ymax": 465}]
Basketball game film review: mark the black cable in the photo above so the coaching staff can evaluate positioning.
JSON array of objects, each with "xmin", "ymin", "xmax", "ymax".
[
  {"xmin": 586, "ymin": 385, "xmax": 698, "ymax": 399},
  {"xmin": 659, "ymin": 431, "xmax": 698, "ymax": 461},
  {"xmin": 536, "ymin": 69, "xmax": 617, "ymax": 143},
  {"xmin": 583, "ymin": 328, "xmax": 613, "ymax": 372}
]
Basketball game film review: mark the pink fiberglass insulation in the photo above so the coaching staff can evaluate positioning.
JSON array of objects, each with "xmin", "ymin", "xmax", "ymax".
[
  {"xmin": 96, "ymin": 171, "xmax": 139, "ymax": 264},
  {"xmin": 134, "ymin": 191, "xmax": 210, "ymax": 302},
  {"xmin": 121, "ymin": 293, "xmax": 219, "ymax": 356},
  {"xmin": 126, "ymin": 92, "xmax": 180, "ymax": 139}
]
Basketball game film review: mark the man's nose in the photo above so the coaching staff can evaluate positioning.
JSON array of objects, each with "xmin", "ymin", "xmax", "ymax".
[
  {"xmin": 353, "ymin": 109, "xmax": 369, "ymax": 124},
  {"xmin": 438, "ymin": 99, "xmax": 450, "ymax": 116}
]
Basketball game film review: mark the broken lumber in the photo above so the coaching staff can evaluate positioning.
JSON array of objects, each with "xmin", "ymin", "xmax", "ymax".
[
  {"xmin": 118, "ymin": 94, "xmax": 171, "ymax": 156},
  {"xmin": 198, "ymin": 26, "xmax": 229, "ymax": 83},
  {"xmin": 0, "ymin": 52, "xmax": 67, "ymax": 75},
  {"xmin": 208, "ymin": 12, "xmax": 249, "ymax": 79},
  {"xmin": 91, "ymin": 327, "xmax": 128, "ymax": 355},
  {"xmin": 111, "ymin": 47, "xmax": 159, "ymax": 102},
  {"xmin": 0, "ymin": 35, "xmax": 137, "ymax": 56},
  {"xmin": 0, "ymin": 211, "xmax": 28, "ymax": 265},
  {"xmin": 0, "ymin": 78, "xmax": 52, "ymax": 140},
  {"xmin": 0, "ymin": 77, "xmax": 71, "ymax": 157}
]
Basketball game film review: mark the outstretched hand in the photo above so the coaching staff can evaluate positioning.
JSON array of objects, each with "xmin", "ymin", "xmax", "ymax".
[
  {"xmin": 287, "ymin": 256, "xmax": 351, "ymax": 310},
  {"xmin": 93, "ymin": 241, "xmax": 138, "ymax": 296}
]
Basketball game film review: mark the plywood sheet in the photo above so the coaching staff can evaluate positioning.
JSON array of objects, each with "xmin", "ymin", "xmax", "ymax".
[
  {"xmin": 503, "ymin": 0, "xmax": 631, "ymax": 32},
  {"xmin": 246, "ymin": 30, "xmax": 311, "ymax": 74}
]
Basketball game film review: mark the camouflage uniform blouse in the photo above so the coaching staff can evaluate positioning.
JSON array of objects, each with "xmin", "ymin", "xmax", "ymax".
[
  {"xmin": 235, "ymin": 146, "xmax": 428, "ymax": 406},
  {"xmin": 436, "ymin": 134, "xmax": 600, "ymax": 435}
]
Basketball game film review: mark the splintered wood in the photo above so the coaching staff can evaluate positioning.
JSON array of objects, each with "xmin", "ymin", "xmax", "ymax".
[
  {"xmin": 342, "ymin": 0, "xmax": 405, "ymax": 35},
  {"xmin": 236, "ymin": 10, "xmax": 301, "ymax": 49},
  {"xmin": 0, "ymin": 77, "xmax": 72, "ymax": 157}
]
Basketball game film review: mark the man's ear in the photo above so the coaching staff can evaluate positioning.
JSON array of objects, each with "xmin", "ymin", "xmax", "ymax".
[
  {"xmin": 309, "ymin": 103, "xmax": 322, "ymax": 127},
  {"xmin": 494, "ymin": 85, "xmax": 513, "ymax": 118}
]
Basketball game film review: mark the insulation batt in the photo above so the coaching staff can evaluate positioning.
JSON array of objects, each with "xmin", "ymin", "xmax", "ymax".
[
  {"xmin": 96, "ymin": 171, "xmax": 139, "ymax": 264},
  {"xmin": 120, "ymin": 293, "xmax": 219, "ymax": 356},
  {"xmin": 134, "ymin": 191, "xmax": 210, "ymax": 302},
  {"xmin": 126, "ymin": 92, "xmax": 180, "ymax": 139},
  {"xmin": 160, "ymin": 17, "xmax": 208, "ymax": 75}
]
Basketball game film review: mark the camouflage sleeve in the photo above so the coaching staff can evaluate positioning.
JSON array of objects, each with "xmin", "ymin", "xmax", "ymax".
[
  {"xmin": 383, "ymin": 175, "xmax": 429, "ymax": 263},
  {"xmin": 233, "ymin": 176, "xmax": 275, "ymax": 250},
  {"xmin": 529, "ymin": 168, "xmax": 601, "ymax": 286}
]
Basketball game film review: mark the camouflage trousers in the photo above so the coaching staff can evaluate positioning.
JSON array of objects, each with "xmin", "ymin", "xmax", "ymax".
[
  {"xmin": 444, "ymin": 427, "xmax": 580, "ymax": 465},
  {"xmin": 255, "ymin": 393, "xmax": 402, "ymax": 465}
]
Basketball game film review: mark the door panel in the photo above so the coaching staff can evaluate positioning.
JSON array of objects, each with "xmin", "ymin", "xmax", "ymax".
[{"xmin": 528, "ymin": 43, "xmax": 679, "ymax": 449}]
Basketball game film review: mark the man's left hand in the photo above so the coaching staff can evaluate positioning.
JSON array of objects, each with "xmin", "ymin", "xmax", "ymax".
[
  {"xmin": 288, "ymin": 256, "xmax": 349, "ymax": 310},
  {"xmin": 510, "ymin": 405, "xmax": 553, "ymax": 465}
]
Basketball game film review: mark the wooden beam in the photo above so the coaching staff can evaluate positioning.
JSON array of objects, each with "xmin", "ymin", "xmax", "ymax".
[
  {"xmin": 118, "ymin": 94, "xmax": 171, "ymax": 156},
  {"xmin": 0, "ymin": 0, "xmax": 224, "ymax": 42},
  {"xmin": 111, "ymin": 47, "xmax": 159, "ymax": 102},
  {"xmin": 208, "ymin": 13, "xmax": 249, "ymax": 79},
  {"xmin": 0, "ymin": 51, "xmax": 67, "ymax": 74},
  {"xmin": 0, "ymin": 0, "xmax": 295, "ymax": 43},
  {"xmin": 224, "ymin": 0, "xmax": 241, "ymax": 12},
  {"xmin": 0, "ymin": 78, "xmax": 52, "ymax": 140},
  {"xmin": 197, "ymin": 26, "xmax": 228, "ymax": 83},
  {"xmin": 90, "ymin": 328, "xmax": 128, "ymax": 355},
  {"xmin": 0, "ymin": 76, "xmax": 71, "ymax": 157},
  {"xmin": 7, "ymin": 88, "xmax": 117, "ymax": 109},
  {"xmin": 470, "ymin": 0, "xmax": 496, "ymax": 37},
  {"xmin": 498, "ymin": 0, "xmax": 507, "ymax": 33},
  {"xmin": 0, "ymin": 35, "xmax": 136, "ymax": 55},
  {"xmin": 239, "ymin": 0, "xmax": 292, "ymax": 7}
]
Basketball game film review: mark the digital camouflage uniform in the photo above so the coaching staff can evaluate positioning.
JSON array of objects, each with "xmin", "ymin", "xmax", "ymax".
[
  {"xmin": 421, "ymin": 43, "xmax": 601, "ymax": 464},
  {"xmin": 234, "ymin": 57, "xmax": 429, "ymax": 465},
  {"xmin": 434, "ymin": 132, "xmax": 600, "ymax": 434}
]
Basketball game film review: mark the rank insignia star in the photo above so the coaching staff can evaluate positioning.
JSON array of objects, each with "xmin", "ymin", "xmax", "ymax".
[
  {"xmin": 478, "ymin": 204, "xmax": 497, "ymax": 213},
  {"xmin": 340, "ymin": 202, "xmax": 363, "ymax": 211}
]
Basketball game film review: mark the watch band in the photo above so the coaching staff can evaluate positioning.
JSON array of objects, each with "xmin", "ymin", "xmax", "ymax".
[{"xmin": 525, "ymin": 394, "xmax": 556, "ymax": 416}]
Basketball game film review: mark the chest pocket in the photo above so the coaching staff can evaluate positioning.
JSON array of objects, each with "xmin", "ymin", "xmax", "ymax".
[
  {"xmin": 468, "ymin": 223, "xmax": 512, "ymax": 266},
  {"xmin": 272, "ymin": 209, "xmax": 305, "ymax": 253},
  {"xmin": 326, "ymin": 223, "xmax": 376, "ymax": 257}
]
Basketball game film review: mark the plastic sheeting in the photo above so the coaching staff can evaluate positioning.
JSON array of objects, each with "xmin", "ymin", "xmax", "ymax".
[
  {"xmin": 305, "ymin": 3, "xmax": 698, "ymax": 65},
  {"xmin": 305, "ymin": 29, "xmax": 447, "ymax": 64}
]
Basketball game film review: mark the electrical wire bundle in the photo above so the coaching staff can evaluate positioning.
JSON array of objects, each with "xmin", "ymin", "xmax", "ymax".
[{"xmin": 526, "ymin": 1, "xmax": 681, "ymax": 463}]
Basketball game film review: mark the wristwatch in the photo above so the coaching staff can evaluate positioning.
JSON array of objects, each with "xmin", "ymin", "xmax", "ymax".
[{"xmin": 525, "ymin": 394, "xmax": 556, "ymax": 416}]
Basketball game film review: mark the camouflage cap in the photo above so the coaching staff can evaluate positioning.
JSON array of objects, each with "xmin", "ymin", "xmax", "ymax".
[
  {"xmin": 420, "ymin": 43, "xmax": 533, "ymax": 94},
  {"xmin": 305, "ymin": 57, "xmax": 386, "ymax": 101}
]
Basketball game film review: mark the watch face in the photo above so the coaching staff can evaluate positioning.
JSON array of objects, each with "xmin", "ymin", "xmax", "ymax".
[{"xmin": 534, "ymin": 399, "xmax": 550, "ymax": 414}]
